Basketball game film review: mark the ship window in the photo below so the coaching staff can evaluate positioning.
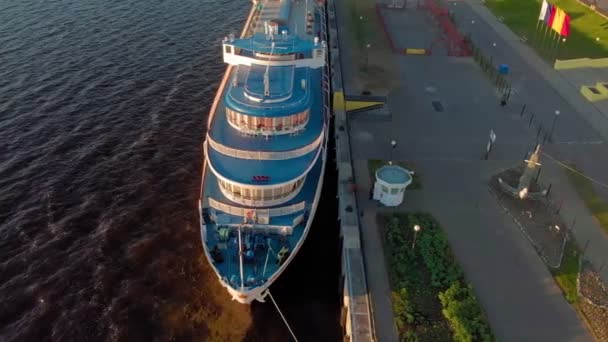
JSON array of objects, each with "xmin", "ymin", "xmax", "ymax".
[
  {"xmin": 225, "ymin": 45, "xmax": 232, "ymax": 54},
  {"xmin": 381, "ymin": 185, "xmax": 389, "ymax": 193},
  {"xmin": 391, "ymin": 188, "xmax": 399, "ymax": 195},
  {"xmin": 264, "ymin": 189, "xmax": 272, "ymax": 199}
]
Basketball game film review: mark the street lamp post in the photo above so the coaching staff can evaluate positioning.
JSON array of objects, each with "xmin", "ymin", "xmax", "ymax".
[
  {"xmin": 549, "ymin": 110, "xmax": 560, "ymax": 142},
  {"xmin": 389, "ymin": 139, "xmax": 397, "ymax": 165},
  {"xmin": 364, "ymin": 43, "xmax": 371, "ymax": 71},
  {"xmin": 412, "ymin": 225, "xmax": 421, "ymax": 249}
]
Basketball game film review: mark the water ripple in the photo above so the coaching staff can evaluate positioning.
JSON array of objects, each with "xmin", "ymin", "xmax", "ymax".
[{"xmin": 0, "ymin": 0, "xmax": 250, "ymax": 340}]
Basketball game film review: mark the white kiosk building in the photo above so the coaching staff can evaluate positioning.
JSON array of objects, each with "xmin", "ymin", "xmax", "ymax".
[{"xmin": 373, "ymin": 165, "xmax": 412, "ymax": 207}]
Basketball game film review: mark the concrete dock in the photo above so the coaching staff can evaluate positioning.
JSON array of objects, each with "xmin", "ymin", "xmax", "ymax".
[{"xmin": 328, "ymin": 0, "xmax": 375, "ymax": 338}]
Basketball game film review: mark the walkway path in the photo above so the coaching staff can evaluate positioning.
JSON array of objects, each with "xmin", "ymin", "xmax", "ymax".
[
  {"xmin": 447, "ymin": 0, "xmax": 608, "ymax": 284},
  {"xmin": 348, "ymin": 50, "xmax": 592, "ymax": 340},
  {"xmin": 335, "ymin": 0, "xmax": 600, "ymax": 338},
  {"xmin": 332, "ymin": 0, "xmax": 399, "ymax": 340}
]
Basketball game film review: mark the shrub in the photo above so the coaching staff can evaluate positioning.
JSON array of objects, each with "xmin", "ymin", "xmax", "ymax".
[
  {"xmin": 439, "ymin": 282, "xmax": 493, "ymax": 342},
  {"xmin": 409, "ymin": 213, "xmax": 462, "ymax": 288},
  {"xmin": 392, "ymin": 288, "xmax": 415, "ymax": 330}
]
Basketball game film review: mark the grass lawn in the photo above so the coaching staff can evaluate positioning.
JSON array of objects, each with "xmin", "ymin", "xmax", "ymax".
[
  {"xmin": 368, "ymin": 159, "xmax": 422, "ymax": 189},
  {"xmin": 345, "ymin": 0, "xmax": 387, "ymax": 51},
  {"xmin": 484, "ymin": 0, "xmax": 608, "ymax": 59},
  {"xmin": 380, "ymin": 212, "xmax": 493, "ymax": 341},
  {"xmin": 565, "ymin": 166, "xmax": 608, "ymax": 234},
  {"xmin": 552, "ymin": 240, "xmax": 581, "ymax": 304}
]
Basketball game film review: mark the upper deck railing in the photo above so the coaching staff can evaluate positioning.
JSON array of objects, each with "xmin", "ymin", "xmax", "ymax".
[
  {"xmin": 206, "ymin": 127, "xmax": 324, "ymax": 160},
  {"xmin": 223, "ymin": 34, "xmax": 326, "ymax": 69},
  {"xmin": 208, "ymin": 197, "xmax": 305, "ymax": 217}
]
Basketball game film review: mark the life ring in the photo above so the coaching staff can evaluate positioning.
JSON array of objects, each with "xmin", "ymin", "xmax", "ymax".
[{"xmin": 246, "ymin": 210, "xmax": 255, "ymax": 220}]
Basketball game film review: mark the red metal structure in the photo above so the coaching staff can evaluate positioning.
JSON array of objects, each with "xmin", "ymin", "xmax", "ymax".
[{"xmin": 423, "ymin": 0, "xmax": 471, "ymax": 56}]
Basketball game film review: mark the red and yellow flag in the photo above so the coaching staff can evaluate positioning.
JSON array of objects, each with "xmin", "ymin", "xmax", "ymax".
[
  {"xmin": 560, "ymin": 14, "xmax": 571, "ymax": 37},
  {"xmin": 551, "ymin": 7, "xmax": 569, "ymax": 35}
]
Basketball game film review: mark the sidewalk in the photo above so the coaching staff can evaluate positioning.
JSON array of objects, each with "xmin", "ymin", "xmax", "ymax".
[
  {"xmin": 347, "ymin": 47, "xmax": 592, "ymax": 339},
  {"xmin": 353, "ymin": 160, "xmax": 400, "ymax": 342},
  {"xmin": 448, "ymin": 0, "xmax": 608, "ymax": 283}
]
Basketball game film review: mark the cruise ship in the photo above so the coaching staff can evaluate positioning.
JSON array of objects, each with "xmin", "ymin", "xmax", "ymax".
[{"xmin": 198, "ymin": 0, "xmax": 329, "ymax": 303}]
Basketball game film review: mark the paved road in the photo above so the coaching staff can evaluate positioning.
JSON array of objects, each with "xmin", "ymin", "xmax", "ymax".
[
  {"xmin": 446, "ymin": 0, "xmax": 608, "ymax": 285},
  {"xmin": 349, "ymin": 49, "xmax": 592, "ymax": 340},
  {"xmin": 335, "ymin": 0, "xmax": 601, "ymax": 339}
]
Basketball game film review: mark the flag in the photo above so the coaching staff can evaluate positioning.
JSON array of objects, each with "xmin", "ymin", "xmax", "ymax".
[
  {"xmin": 560, "ymin": 14, "xmax": 571, "ymax": 37},
  {"xmin": 538, "ymin": 0, "xmax": 548, "ymax": 21},
  {"xmin": 551, "ymin": 7, "xmax": 567, "ymax": 34},
  {"xmin": 546, "ymin": 4, "xmax": 556, "ymax": 26}
]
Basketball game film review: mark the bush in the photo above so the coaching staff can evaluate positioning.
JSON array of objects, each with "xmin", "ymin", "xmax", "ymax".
[
  {"xmin": 383, "ymin": 212, "xmax": 493, "ymax": 342},
  {"xmin": 392, "ymin": 288, "xmax": 415, "ymax": 330},
  {"xmin": 439, "ymin": 282, "xmax": 493, "ymax": 342},
  {"xmin": 410, "ymin": 213, "xmax": 462, "ymax": 288}
]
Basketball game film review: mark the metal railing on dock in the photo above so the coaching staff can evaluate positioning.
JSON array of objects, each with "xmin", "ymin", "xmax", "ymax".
[{"xmin": 324, "ymin": 0, "xmax": 375, "ymax": 339}]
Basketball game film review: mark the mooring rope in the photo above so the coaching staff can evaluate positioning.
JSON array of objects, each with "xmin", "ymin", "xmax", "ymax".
[
  {"xmin": 266, "ymin": 290, "xmax": 299, "ymax": 342},
  {"xmin": 542, "ymin": 152, "xmax": 608, "ymax": 189}
]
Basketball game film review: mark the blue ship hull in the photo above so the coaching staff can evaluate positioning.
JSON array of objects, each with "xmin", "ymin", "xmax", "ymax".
[{"xmin": 199, "ymin": 0, "xmax": 328, "ymax": 303}]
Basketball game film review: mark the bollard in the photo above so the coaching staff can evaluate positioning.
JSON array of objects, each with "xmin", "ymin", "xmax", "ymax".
[
  {"xmin": 555, "ymin": 199, "xmax": 563, "ymax": 215},
  {"xmin": 529, "ymin": 114, "xmax": 535, "ymax": 127},
  {"xmin": 582, "ymin": 238, "xmax": 589, "ymax": 258}
]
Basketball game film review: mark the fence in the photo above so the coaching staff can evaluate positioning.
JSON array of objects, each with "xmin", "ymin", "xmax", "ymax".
[
  {"xmin": 374, "ymin": 4, "xmax": 398, "ymax": 52},
  {"xmin": 468, "ymin": 37, "xmax": 512, "ymax": 100},
  {"xmin": 422, "ymin": 0, "xmax": 471, "ymax": 56}
]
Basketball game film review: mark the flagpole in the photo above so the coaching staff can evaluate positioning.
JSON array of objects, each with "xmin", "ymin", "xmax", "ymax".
[
  {"xmin": 551, "ymin": 34, "xmax": 563, "ymax": 64},
  {"xmin": 532, "ymin": 19, "xmax": 542, "ymax": 46},
  {"xmin": 543, "ymin": 29, "xmax": 554, "ymax": 58},
  {"xmin": 539, "ymin": 23, "xmax": 551, "ymax": 55},
  {"xmin": 551, "ymin": 31, "xmax": 560, "ymax": 60},
  {"xmin": 547, "ymin": 30, "xmax": 558, "ymax": 58},
  {"xmin": 533, "ymin": 0, "xmax": 548, "ymax": 46}
]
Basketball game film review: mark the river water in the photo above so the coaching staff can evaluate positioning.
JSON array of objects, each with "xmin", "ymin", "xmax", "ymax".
[{"xmin": 0, "ymin": 0, "xmax": 341, "ymax": 340}]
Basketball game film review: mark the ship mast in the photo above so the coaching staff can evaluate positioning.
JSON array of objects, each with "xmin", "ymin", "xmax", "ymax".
[
  {"xmin": 238, "ymin": 226, "xmax": 244, "ymax": 290},
  {"xmin": 263, "ymin": 41, "xmax": 275, "ymax": 97}
]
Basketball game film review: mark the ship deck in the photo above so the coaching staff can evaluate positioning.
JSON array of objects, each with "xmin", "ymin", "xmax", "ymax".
[
  {"xmin": 225, "ymin": 65, "xmax": 311, "ymax": 117},
  {"xmin": 200, "ymin": 0, "xmax": 326, "ymax": 298},
  {"xmin": 202, "ymin": 152, "xmax": 324, "ymax": 291},
  {"xmin": 208, "ymin": 70, "xmax": 323, "ymax": 153},
  {"xmin": 207, "ymin": 143, "xmax": 320, "ymax": 185},
  {"xmin": 202, "ymin": 146, "xmax": 323, "ymax": 210}
]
